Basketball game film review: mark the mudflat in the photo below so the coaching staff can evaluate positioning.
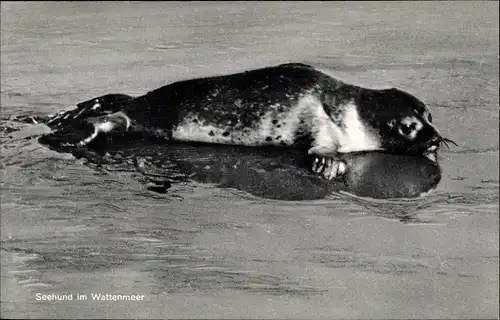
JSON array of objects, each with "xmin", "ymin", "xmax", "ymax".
[{"xmin": 1, "ymin": 2, "xmax": 498, "ymax": 319}]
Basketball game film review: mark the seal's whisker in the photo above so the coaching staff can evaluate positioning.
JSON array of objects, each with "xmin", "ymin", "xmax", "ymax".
[
  {"xmin": 438, "ymin": 136, "xmax": 458, "ymax": 149},
  {"xmin": 437, "ymin": 136, "xmax": 447, "ymax": 148},
  {"xmin": 442, "ymin": 137, "xmax": 458, "ymax": 147},
  {"xmin": 441, "ymin": 139, "xmax": 450, "ymax": 149}
]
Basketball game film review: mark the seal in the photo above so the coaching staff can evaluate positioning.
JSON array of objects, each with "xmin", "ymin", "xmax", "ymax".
[{"xmin": 42, "ymin": 63, "xmax": 456, "ymax": 179}]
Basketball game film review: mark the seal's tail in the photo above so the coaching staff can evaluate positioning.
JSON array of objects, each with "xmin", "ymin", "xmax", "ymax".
[{"xmin": 39, "ymin": 94, "xmax": 134, "ymax": 148}]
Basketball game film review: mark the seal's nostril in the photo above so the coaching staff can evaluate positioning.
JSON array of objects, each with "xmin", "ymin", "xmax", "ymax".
[
  {"xmin": 426, "ymin": 135, "xmax": 441, "ymax": 153},
  {"xmin": 429, "ymin": 135, "xmax": 441, "ymax": 146}
]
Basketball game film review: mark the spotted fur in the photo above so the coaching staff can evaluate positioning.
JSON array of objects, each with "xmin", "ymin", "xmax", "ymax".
[{"xmin": 43, "ymin": 63, "xmax": 451, "ymax": 179}]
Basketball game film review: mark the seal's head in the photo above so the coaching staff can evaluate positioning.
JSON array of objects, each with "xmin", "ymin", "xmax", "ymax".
[{"xmin": 356, "ymin": 88, "xmax": 456, "ymax": 158}]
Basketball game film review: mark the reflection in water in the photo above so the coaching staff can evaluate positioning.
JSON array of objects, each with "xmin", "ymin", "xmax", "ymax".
[
  {"xmin": 1, "ymin": 1, "xmax": 498, "ymax": 318},
  {"xmin": 38, "ymin": 134, "xmax": 441, "ymax": 201}
]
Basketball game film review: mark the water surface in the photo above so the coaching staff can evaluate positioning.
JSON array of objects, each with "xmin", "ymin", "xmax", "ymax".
[{"xmin": 1, "ymin": 2, "xmax": 498, "ymax": 319}]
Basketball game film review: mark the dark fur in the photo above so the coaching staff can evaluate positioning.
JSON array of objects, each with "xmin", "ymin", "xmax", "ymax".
[{"xmin": 43, "ymin": 63, "xmax": 449, "ymax": 158}]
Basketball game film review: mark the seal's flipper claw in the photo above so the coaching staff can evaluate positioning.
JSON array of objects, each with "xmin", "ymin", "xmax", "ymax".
[
  {"xmin": 323, "ymin": 159, "xmax": 347, "ymax": 180},
  {"xmin": 312, "ymin": 157, "xmax": 317, "ymax": 172},
  {"xmin": 319, "ymin": 158, "xmax": 347, "ymax": 180},
  {"xmin": 312, "ymin": 156, "xmax": 327, "ymax": 173},
  {"xmin": 318, "ymin": 157, "xmax": 326, "ymax": 173},
  {"xmin": 311, "ymin": 156, "xmax": 324, "ymax": 174},
  {"xmin": 308, "ymin": 151, "xmax": 347, "ymax": 180}
]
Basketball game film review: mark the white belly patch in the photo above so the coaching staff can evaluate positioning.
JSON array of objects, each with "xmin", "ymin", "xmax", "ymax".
[
  {"xmin": 335, "ymin": 102, "xmax": 382, "ymax": 153},
  {"xmin": 294, "ymin": 96, "xmax": 382, "ymax": 153},
  {"xmin": 171, "ymin": 104, "xmax": 304, "ymax": 146},
  {"xmin": 171, "ymin": 96, "xmax": 382, "ymax": 152}
]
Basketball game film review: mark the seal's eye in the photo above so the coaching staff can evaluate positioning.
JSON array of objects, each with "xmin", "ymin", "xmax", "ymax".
[
  {"xmin": 428, "ymin": 113, "xmax": 433, "ymax": 123},
  {"xmin": 398, "ymin": 122, "xmax": 419, "ymax": 139},
  {"xmin": 399, "ymin": 122, "xmax": 418, "ymax": 137},
  {"xmin": 397, "ymin": 116, "xmax": 423, "ymax": 140}
]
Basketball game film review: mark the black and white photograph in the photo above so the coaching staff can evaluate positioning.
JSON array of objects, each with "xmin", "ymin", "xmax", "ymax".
[{"xmin": 1, "ymin": 1, "xmax": 498, "ymax": 319}]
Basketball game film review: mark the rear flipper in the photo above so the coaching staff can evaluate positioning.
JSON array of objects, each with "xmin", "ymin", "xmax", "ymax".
[
  {"xmin": 46, "ymin": 94, "xmax": 134, "ymax": 129},
  {"xmin": 39, "ymin": 112, "xmax": 131, "ymax": 147}
]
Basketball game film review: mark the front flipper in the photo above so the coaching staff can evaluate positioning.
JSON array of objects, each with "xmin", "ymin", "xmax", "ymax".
[
  {"xmin": 308, "ymin": 146, "xmax": 347, "ymax": 180},
  {"xmin": 40, "ymin": 112, "xmax": 131, "ymax": 148}
]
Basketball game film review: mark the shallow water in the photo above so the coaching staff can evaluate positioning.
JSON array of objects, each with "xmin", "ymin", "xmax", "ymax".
[{"xmin": 1, "ymin": 2, "xmax": 498, "ymax": 319}]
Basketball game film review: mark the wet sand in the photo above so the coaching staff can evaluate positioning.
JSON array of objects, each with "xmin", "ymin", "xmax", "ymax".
[{"xmin": 1, "ymin": 2, "xmax": 498, "ymax": 319}]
